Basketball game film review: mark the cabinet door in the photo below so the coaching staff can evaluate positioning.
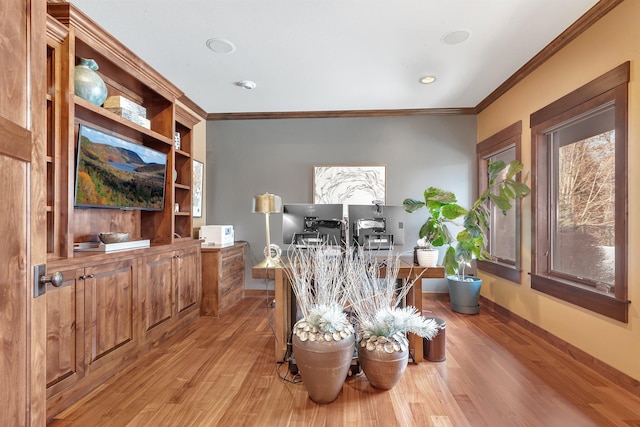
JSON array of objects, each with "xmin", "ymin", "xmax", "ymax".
[
  {"xmin": 140, "ymin": 251, "xmax": 174, "ymax": 334},
  {"xmin": 174, "ymin": 247, "xmax": 200, "ymax": 315},
  {"xmin": 46, "ymin": 268, "xmax": 85, "ymax": 397},
  {"xmin": 84, "ymin": 259, "xmax": 135, "ymax": 365}
]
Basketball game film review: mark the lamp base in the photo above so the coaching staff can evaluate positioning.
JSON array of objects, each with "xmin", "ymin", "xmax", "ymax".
[{"xmin": 254, "ymin": 256, "xmax": 280, "ymax": 269}]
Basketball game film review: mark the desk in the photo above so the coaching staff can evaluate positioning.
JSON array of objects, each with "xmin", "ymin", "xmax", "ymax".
[{"xmin": 252, "ymin": 259, "xmax": 445, "ymax": 363}]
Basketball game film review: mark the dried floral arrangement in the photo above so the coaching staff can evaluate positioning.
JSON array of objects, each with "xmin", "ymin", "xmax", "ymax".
[
  {"xmin": 286, "ymin": 245, "xmax": 355, "ymax": 343},
  {"xmin": 344, "ymin": 252, "xmax": 440, "ymax": 353}
]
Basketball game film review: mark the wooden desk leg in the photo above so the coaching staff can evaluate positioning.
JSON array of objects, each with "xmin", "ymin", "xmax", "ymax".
[
  {"xmin": 274, "ymin": 268, "xmax": 292, "ymax": 362},
  {"xmin": 274, "ymin": 268, "xmax": 285, "ymax": 361},
  {"xmin": 406, "ymin": 277, "xmax": 424, "ymax": 362}
]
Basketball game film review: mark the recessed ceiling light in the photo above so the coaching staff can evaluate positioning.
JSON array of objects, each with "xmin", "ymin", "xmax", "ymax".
[
  {"xmin": 236, "ymin": 80, "xmax": 256, "ymax": 90},
  {"xmin": 441, "ymin": 29, "xmax": 471, "ymax": 45},
  {"xmin": 206, "ymin": 38, "xmax": 236, "ymax": 54},
  {"xmin": 419, "ymin": 76, "xmax": 436, "ymax": 85}
]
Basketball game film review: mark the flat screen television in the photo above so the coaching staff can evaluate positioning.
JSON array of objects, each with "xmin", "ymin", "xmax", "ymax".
[
  {"xmin": 282, "ymin": 203, "xmax": 344, "ymax": 247},
  {"xmin": 347, "ymin": 204, "xmax": 405, "ymax": 250},
  {"xmin": 74, "ymin": 124, "xmax": 168, "ymax": 211}
]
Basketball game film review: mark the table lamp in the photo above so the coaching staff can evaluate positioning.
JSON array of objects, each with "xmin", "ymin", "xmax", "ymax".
[{"xmin": 252, "ymin": 192, "xmax": 283, "ymax": 268}]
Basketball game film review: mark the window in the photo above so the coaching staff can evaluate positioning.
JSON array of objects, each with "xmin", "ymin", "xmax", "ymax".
[
  {"xmin": 476, "ymin": 121, "xmax": 523, "ymax": 283},
  {"xmin": 530, "ymin": 62, "xmax": 629, "ymax": 322}
]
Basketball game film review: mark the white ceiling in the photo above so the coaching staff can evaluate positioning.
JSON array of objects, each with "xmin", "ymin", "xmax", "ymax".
[{"xmin": 70, "ymin": 0, "xmax": 600, "ymax": 114}]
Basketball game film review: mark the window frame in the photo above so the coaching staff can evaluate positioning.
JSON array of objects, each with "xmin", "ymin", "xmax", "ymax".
[
  {"xmin": 476, "ymin": 121, "xmax": 523, "ymax": 283},
  {"xmin": 530, "ymin": 62, "xmax": 629, "ymax": 323}
]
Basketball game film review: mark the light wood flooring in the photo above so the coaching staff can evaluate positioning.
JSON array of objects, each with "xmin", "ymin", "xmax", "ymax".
[{"xmin": 49, "ymin": 294, "xmax": 640, "ymax": 426}]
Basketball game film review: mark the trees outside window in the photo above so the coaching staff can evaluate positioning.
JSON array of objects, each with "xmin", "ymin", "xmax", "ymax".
[
  {"xmin": 530, "ymin": 62, "xmax": 629, "ymax": 322},
  {"xmin": 551, "ymin": 111, "xmax": 615, "ymax": 288},
  {"xmin": 477, "ymin": 121, "xmax": 522, "ymax": 283},
  {"xmin": 489, "ymin": 147, "xmax": 517, "ymax": 264}
]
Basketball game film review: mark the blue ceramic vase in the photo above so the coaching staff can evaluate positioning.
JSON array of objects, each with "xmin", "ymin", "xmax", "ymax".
[{"xmin": 74, "ymin": 58, "xmax": 108, "ymax": 106}]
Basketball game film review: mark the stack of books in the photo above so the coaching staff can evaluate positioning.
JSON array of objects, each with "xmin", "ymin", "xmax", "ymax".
[{"xmin": 104, "ymin": 96, "xmax": 150, "ymax": 129}]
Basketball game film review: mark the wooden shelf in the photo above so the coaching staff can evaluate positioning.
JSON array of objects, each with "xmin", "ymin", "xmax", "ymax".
[
  {"xmin": 44, "ymin": 2, "xmax": 204, "ymax": 255},
  {"xmin": 74, "ymin": 96, "xmax": 173, "ymax": 146},
  {"xmin": 44, "ymin": 3, "xmax": 205, "ymax": 420}
]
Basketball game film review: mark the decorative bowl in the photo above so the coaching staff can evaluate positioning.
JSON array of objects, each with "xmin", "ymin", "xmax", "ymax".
[{"xmin": 98, "ymin": 232, "xmax": 131, "ymax": 244}]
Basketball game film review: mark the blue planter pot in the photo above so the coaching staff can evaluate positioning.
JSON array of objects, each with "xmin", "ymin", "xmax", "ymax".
[{"xmin": 447, "ymin": 275, "xmax": 482, "ymax": 314}]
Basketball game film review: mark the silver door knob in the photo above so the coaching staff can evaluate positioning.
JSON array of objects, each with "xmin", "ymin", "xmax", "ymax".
[{"xmin": 40, "ymin": 271, "xmax": 63, "ymax": 287}]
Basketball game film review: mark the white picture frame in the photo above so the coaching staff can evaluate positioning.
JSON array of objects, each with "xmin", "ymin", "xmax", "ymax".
[
  {"xmin": 192, "ymin": 160, "xmax": 203, "ymax": 217},
  {"xmin": 313, "ymin": 165, "xmax": 386, "ymax": 204}
]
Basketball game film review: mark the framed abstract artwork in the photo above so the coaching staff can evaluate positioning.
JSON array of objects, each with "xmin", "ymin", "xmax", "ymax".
[
  {"xmin": 313, "ymin": 165, "xmax": 386, "ymax": 204},
  {"xmin": 192, "ymin": 160, "xmax": 204, "ymax": 217}
]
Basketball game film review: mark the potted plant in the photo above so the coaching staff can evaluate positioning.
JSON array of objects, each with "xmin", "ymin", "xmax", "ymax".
[
  {"xmin": 414, "ymin": 237, "xmax": 439, "ymax": 267},
  {"xmin": 345, "ymin": 253, "xmax": 440, "ymax": 390},
  {"xmin": 286, "ymin": 244, "xmax": 355, "ymax": 404},
  {"xmin": 403, "ymin": 160, "xmax": 530, "ymax": 314}
]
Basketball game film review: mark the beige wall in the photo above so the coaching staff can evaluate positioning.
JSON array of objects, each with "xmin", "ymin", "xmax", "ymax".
[
  {"xmin": 477, "ymin": 0, "xmax": 640, "ymax": 381},
  {"xmin": 176, "ymin": 100, "xmax": 207, "ymax": 234}
]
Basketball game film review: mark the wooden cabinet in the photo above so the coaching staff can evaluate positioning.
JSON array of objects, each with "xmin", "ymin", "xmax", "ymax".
[
  {"xmin": 45, "ymin": 268, "xmax": 85, "ymax": 398},
  {"xmin": 43, "ymin": 4, "xmax": 205, "ymax": 421},
  {"xmin": 201, "ymin": 242, "xmax": 247, "ymax": 316},
  {"xmin": 139, "ymin": 244, "xmax": 201, "ymax": 339},
  {"xmin": 140, "ymin": 251, "xmax": 174, "ymax": 335},
  {"xmin": 45, "ymin": 259, "xmax": 136, "ymax": 390},
  {"xmin": 45, "ymin": 241, "xmax": 201, "ymax": 421},
  {"xmin": 175, "ymin": 245, "xmax": 201, "ymax": 316},
  {"xmin": 83, "ymin": 259, "xmax": 136, "ymax": 368},
  {"xmin": 46, "ymin": 3, "xmax": 200, "ymax": 254},
  {"xmin": 45, "ymin": 257, "xmax": 137, "ymax": 419}
]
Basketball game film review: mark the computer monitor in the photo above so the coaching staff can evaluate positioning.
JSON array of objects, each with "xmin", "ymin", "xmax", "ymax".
[
  {"xmin": 347, "ymin": 204, "xmax": 405, "ymax": 250},
  {"xmin": 282, "ymin": 203, "xmax": 345, "ymax": 247}
]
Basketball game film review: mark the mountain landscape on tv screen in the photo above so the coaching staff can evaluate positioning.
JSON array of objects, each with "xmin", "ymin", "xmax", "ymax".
[{"xmin": 76, "ymin": 135, "xmax": 165, "ymax": 209}]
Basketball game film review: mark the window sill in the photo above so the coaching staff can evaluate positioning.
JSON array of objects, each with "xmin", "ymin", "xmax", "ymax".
[
  {"xmin": 478, "ymin": 260, "xmax": 521, "ymax": 283},
  {"xmin": 530, "ymin": 273, "xmax": 629, "ymax": 323}
]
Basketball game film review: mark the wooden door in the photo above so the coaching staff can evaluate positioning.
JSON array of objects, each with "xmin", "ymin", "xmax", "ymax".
[
  {"xmin": 45, "ymin": 268, "xmax": 85, "ymax": 397},
  {"xmin": 0, "ymin": 0, "xmax": 47, "ymax": 425},
  {"xmin": 84, "ymin": 260, "xmax": 135, "ymax": 367},
  {"xmin": 140, "ymin": 250, "xmax": 174, "ymax": 334},
  {"xmin": 175, "ymin": 247, "xmax": 200, "ymax": 315}
]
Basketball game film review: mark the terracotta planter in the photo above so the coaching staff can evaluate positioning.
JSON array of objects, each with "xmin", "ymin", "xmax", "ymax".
[
  {"xmin": 358, "ymin": 346, "xmax": 409, "ymax": 390},
  {"xmin": 292, "ymin": 333, "xmax": 355, "ymax": 403}
]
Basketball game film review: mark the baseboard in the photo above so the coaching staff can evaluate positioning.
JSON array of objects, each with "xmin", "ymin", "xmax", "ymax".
[{"xmin": 479, "ymin": 295, "xmax": 640, "ymax": 399}]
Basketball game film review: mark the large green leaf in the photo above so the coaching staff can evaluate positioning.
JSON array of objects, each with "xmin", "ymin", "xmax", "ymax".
[
  {"xmin": 441, "ymin": 223, "xmax": 454, "ymax": 244},
  {"xmin": 500, "ymin": 185, "xmax": 514, "ymax": 200},
  {"xmin": 443, "ymin": 246, "xmax": 458, "ymax": 275},
  {"xmin": 489, "ymin": 193, "xmax": 512, "ymax": 212},
  {"xmin": 488, "ymin": 160, "xmax": 506, "ymax": 184},
  {"xmin": 506, "ymin": 159, "xmax": 524, "ymax": 180},
  {"xmin": 441, "ymin": 203, "xmax": 467, "ymax": 219},
  {"xmin": 426, "ymin": 187, "xmax": 457, "ymax": 204},
  {"xmin": 509, "ymin": 182, "xmax": 531, "ymax": 197},
  {"xmin": 426, "ymin": 200, "xmax": 444, "ymax": 216},
  {"xmin": 462, "ymin": 211, "xmax": 483, "ymax": 238},
  {"xmin": 402, "ymin": 198, "xmax": 424, "ymax": 213}
]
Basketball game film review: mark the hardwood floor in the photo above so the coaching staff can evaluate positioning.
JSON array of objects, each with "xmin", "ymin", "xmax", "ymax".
[{"xmin": 49, "ymin": 294, "xmax": 640, "ymax": 426}]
